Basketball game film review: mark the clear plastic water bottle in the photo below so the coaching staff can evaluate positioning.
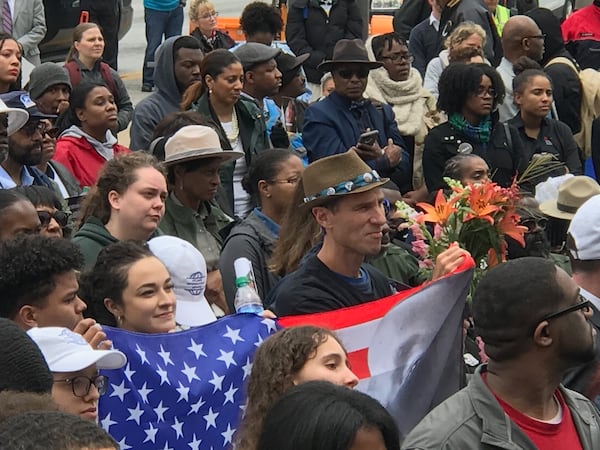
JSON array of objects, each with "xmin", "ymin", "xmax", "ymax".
[
  {"xmin": 234, "ymin": 276, "xmax": 264, "ymax": 314},
  {"xmin": 233, "ymin": 257, "xmax": 263, "ymax": 314}
]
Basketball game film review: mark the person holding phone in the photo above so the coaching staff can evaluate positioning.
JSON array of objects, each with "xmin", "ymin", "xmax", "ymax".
[{"xmin": 302, "ymin": 39, "xmax": 412, "ymax": 193}]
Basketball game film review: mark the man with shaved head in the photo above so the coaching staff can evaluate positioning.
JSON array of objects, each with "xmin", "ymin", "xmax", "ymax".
[{"xmin": 496, "ymin": 15, "xmax": 545, "ymax": 121}]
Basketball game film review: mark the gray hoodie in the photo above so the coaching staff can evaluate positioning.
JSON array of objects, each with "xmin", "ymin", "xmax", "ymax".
[
  {"xmin": 129, "ymin": 36, "xmax": 183, "ymax": 151},
  {"xmin": 60, "ymin": 125, "xmax": 117, "ymax": 161}
]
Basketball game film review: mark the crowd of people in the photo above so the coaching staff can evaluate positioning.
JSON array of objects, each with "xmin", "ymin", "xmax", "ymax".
[{"xmin": 2, "ymin": 0, "xmax": 600, "ymax": 448}]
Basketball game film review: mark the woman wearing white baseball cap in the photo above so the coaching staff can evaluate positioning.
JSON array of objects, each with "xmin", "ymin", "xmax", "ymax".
[{"xmin": 28, "ymin": 327, "xmax": 126, "ymax": 422}]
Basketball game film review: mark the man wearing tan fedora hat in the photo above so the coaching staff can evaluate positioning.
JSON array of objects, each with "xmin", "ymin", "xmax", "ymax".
[
  {"xmin": 268, "ymin": 150, "xmax": 466, "ymax": 316},
  {"xmin": 302, "ymin": 39, "xmax": 413, "ymax": 193}
]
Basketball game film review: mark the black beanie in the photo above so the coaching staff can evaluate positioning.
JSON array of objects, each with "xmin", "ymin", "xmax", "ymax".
[{"xmin": 0, "ymin": 319, "xmax": 53, "ymax": 394}]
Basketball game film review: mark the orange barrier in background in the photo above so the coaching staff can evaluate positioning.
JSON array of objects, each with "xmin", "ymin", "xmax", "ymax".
[{"xmin": 193, "ymin": 11, "xmax": 392, "ymax": 43}]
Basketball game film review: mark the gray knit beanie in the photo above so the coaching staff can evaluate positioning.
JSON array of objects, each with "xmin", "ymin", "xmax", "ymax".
[
  {"xmin": 0, "ymin": 318, "xmax": 53, "ymax": 394},
  {"xmin": 27, "ymin": 63, "xmax": 72, "ymax": 100}
]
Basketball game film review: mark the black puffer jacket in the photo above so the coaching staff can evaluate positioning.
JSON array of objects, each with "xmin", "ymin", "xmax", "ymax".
[{"xmin": 286, "ymin": 0, "xmax": 363, "ymax": 84}]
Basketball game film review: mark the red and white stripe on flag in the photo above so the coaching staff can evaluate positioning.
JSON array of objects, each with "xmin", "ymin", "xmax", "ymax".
[{"xmin": 278, "ymin": 256, "xmax": 475, "ymax": 436}]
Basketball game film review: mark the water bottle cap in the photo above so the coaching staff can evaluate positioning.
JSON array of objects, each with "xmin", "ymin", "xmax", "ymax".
[{"xmin": 235, "ymin": 276, "xmax": 250, "ymax": 287}]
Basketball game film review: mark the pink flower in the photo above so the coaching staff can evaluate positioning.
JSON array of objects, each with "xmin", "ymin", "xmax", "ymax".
[
  {"xmin": 409, "ymin": 223, "xmax": 425, "ymax": 241},
  {"xmin": 412, "ymin": 239, "xmax": 430, "ymax": 259},
  {"xmin": 418, "ymin": 259, "xmax": 434, "ymax": 269},
  {"xmin": 434, "ymin": 224, "xmax": 443, "ymax": 240}
]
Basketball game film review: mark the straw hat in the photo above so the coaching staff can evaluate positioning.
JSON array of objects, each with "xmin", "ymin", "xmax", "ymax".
[{"xmin": 302, "ymin": 150, "xmax": 388, "ymax": 207}]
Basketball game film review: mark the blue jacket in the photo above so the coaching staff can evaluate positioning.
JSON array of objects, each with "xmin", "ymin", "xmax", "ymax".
[{"xmin": 302, "ymin": 91, "xmax": 410, "ymax": 177}]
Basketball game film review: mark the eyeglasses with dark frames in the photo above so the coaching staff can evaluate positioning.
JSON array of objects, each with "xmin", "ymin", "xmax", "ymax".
[
  {"xmin": 53, "ymin": 374, "xmax": 108, "ymax": 398},
  {"xmin": 540, "ymin": 294, "xmax": 592, "ymax": 322},
  {"xmin": 381, "ymin": 53, "xmax": 414, "ymax": 63},
  {"xmin": 474, "ymin": 86, "xmax": 496, "ymax": 98},
  {"xmin": 336, "ymin": 68, "xmax": 370, "ymax": 79},
  {"xmin": 37, "ymin": 210, "xmax": 70, "ymax": 228}
]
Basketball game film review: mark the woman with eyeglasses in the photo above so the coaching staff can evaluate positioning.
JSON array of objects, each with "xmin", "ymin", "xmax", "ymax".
[
  {"xmin": 189, "ymin": 0, "xmax": 234, "ymax": 54},
  {"xmin": 159, "ymin": 124, "xmax": 243, "ymax": 315},
  {"xmin": 181, "ymin": 49, "xmax": 270, "ymax": 219},
  {"xmin": 423, "ymin": 63, "xmax": 527, "ymax": 193},
  {"xmin": 365, "ymin": 32, "xmax": 444, "ymax": 205},
  {"xmin": 507, "ymin": 59, "xmax": 582, "ymax": 176},
  {"xmin": 54, "ymin": 81, "xmax": 130, "ymax": 190},
  {"xmin": 15, "ymin": 185, "xmax": 70, "ymax": 239},
  {"xmin": 64, "ymin": 23, "xmax": 133, "ymax": 132},
  {"xmin": 219, "ymin": 149, "xmax": 304, "ymax": 310},
  {"xmin": 27, "ymin": 327, "xmax": 126, "ymax": 422},
  {"xmin": 424, "ymin": 22, "xmax": 487, "ymax": 99}
]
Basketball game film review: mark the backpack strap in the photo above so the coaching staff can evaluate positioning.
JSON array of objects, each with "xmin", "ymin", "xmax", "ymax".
[
  {"xmin": 545, "ymin": 56, "xmax": 579, "ymax": 74},
  {"xmin": 99, "ymin": 63, "xmax": 118, "ymax": 100},
  {"xmin": 64, "ymin": 61, "xmax": 81, "ymax": 86}
]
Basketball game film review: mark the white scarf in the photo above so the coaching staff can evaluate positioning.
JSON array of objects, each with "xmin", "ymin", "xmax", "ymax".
[{"xmin": 365, "ymin": 67, "xmax": 431, "ymax": 137}]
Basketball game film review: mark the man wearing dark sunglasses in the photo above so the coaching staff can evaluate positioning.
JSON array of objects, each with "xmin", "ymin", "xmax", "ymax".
[
  {"xmin": 0, "ymin": 91, "xmax": 57, "ymax": 191},
  {"xmin": 404, "ymin": 257, "xmax": 600, "ymax": 449},
  {"xmin": 564, "ymin": 194, "xmax": 600, "ymax": 409},
  {"xmin": 303, "ymin": 39, "xmax": 411, "ymax": 193}
]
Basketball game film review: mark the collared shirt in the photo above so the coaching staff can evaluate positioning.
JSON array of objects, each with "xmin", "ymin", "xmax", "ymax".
[
  {"xmin": 252, "ymin": 207, "xmax": 280, "ymax": 237},
  {"xmin": 497, "ymin": 57, "xmax": 517, "ymax": 122},
  {"xmin": 0, "ymin": 164, "xmax": 34, "ymax": 188},
  {"xmin": 429, "ymin": 13, "xmax": 440, "ymax": 32},
  {"xmin": 580, "ymin": 287, "xmax": 600, "ymax": 313},
  {"xmin": 45, "ymin": 164, "xmax": 69, "ymax": 198}
]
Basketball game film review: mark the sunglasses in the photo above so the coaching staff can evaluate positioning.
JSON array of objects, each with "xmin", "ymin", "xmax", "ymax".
[
  {"xmin": 37, "ymin": 210, "xmax": 69, "ymax": 228},
  {"xmin": 336, "ymin": 68, "xmax": 370, "ymax": 79},
  {"xmin": 520, "ymin": 217, "xmax": 548, "ymax": 232},
  {"xmin": 21, "ymin": 121, "xmax": 59, "ymax": 138}
]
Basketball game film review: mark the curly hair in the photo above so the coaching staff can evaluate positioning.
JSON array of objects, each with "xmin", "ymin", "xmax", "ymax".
[
  {"xmin": 234, "ymin": 326, "xmax": 343, "ymax": 450},
  {"xmin": 437, "ymin": 63, "xmax": 505, "ymax": 115},
  {"xmin": 239, "ymin": 1, "xmax": 283, "ymax": 38},
  {"xmin": 0, "ymin": 235, "xmax": 83, "ymax": 319},
  {"xmin": 0, "ymin": 411, "xmax": 118, "ymax": 449},
  {"xmin": 77, "ymin": 152, "xmax": 166, "ymax": 229},
  {"xmin": 0, "ymin": 391, "xmax": 57, "ymax": 422},
  {"xmin": 444, "ymin": 21, "xmax": 486, "ymax": 50},
  {"xmin": 79, "ymin": 240, "xmax": 153, "ymax": 327}
]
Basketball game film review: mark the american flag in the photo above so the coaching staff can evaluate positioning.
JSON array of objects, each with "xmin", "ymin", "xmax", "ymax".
[{"xmin": 98, "ymin": 314, "xmax": 278, "ymax": 450}]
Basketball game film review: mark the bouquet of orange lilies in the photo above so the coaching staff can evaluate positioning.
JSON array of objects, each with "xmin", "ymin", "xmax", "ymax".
[{"xmin": 395, "ymin": 178, "xmax": 528, "ymax": 285}]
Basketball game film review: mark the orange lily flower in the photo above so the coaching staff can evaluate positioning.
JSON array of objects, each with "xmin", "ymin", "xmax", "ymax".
[
  {"xmin": 463, "ymin": 183, "xmax": 500, "ymax": 224},
  {"xmin": 497, "ymin": 209, "xmax": 527, "ymax": 247},
  {"xmin": 416, "ymin": 190, "xmax": 458, "ymax": 225},
  {"xmin": 487, "ymin": 240, "xmax": 508, "ymax": 267}
]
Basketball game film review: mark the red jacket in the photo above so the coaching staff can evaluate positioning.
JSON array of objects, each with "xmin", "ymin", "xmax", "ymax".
[{"xmin": 54, "ymin": 136, "xmax": 130, "ymax": 188}]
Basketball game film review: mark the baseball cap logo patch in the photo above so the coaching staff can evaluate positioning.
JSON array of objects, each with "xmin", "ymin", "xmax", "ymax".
[
  {"xmin": 59, "ymin": 327, "xmax": 88, "ymax": 346},
  {"xmin": 19, "ymin": 93, "xmax": 36, "ymax": 109},
  {"xmin": 185, "ymin": 271, "xmax": 205, "ymax": 296}
]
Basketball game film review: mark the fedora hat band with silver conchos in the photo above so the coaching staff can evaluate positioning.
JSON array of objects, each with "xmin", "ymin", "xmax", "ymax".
[{"xmin": 303, "ymin": 170, "xmax": 383, "ymax": 204}]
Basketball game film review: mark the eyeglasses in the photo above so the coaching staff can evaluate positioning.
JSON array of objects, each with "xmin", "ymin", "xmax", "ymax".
[
  {"xmin": 336, "ymin": 68, "xmax": 370, "ymax": 79},
  {"xmin": 520, "ymin": 217, "xmax": 548, "ymax": 232},
  {"xmin": 20, "ymin": 121, "xmax": 46, "ymax": 137},
  {"xmin": 523, "ymin": 34, "xmax": 546, "ymax": 41},
  {"xmin": 53, "ymin": 375, "xmax": 108, "ymax": 398},
  {"xmin": 269, "ymin": 175, "xmax": 301, "ymax": 185},
  {"xmin": 44, "ymin": 127, "xmax": 60, "ymax": 138},
  {"xmin": 37, "ymin": 210, "xmax": 70, "ymax": 228},
  {"xmin": 381, "ymin": 53, "xmax": 414, "ymax": 63},
  {"xmin": 199, "ymin": 10, "xmax": 218, "ymax": 19},
  {"xmin": 474, "ymin": 86, "xmax": 496, "ymax": 98},
  {"xmin": 540, "ymin": 294, "xmax": 592, "ymax": 322}
]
